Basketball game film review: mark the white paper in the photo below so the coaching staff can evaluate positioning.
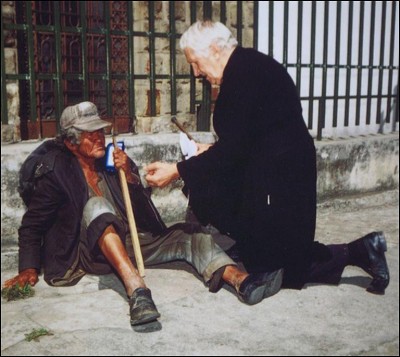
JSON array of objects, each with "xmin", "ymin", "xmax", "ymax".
[{"xmin": 179, "ymin": 132, "xmax": 197, "ymax": 160}]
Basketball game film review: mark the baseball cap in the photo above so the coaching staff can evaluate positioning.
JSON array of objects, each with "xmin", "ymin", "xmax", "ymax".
[{"xmin": 60, "ymin": 101, "xmax": 111, "ymax": 132}]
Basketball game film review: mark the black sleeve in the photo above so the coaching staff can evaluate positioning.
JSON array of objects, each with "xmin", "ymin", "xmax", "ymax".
[
  {"xmin": 18, "ymin": 172, "xmax": 64, "ymax": 273},
  {"xmin": 177, "ymin": 66, "xmax": 262, "ymax": 186}
]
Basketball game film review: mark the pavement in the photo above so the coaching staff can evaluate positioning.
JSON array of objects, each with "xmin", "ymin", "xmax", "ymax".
[{"xmin": 1, "ymin": 189, "xmax": 399, "ymax": 356}]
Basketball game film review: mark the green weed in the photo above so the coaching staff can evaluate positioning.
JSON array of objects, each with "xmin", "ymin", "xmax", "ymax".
[
  {"xmin": 1, "ymin": 283, "xmax": 35, "ymax": 301},
  {"xmin": 24, "ymin": 328, "xmax": 53, "ymax": 342}
]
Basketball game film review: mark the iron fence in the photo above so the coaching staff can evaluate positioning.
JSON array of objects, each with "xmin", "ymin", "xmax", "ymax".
[
  {"xmin": 1, "ymin": 1, "xmax": 398, "ymax": 140},
  {"xmin": 259, "ymin": 1, "xmax": 399, "ymax": 139},
  {"xmin": 1, "ymin": 1, "xmax": 256, "ymax": 139}
]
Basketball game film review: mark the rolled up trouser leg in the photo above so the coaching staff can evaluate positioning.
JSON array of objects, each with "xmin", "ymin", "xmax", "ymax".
[
  {"xmin": 138, "ymin": 223, "xmax": 236, "ymax": 283},
  {"xmin": 80, "ymin": 196, "xmax": 126, "ymax": 274}
]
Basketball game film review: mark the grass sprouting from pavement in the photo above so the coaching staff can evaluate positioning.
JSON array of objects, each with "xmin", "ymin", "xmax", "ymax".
[{"xmin": 24, "ymin": 328, "xmax": 53, "ymax": 342}]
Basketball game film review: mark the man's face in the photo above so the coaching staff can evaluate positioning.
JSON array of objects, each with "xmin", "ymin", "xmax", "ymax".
[
  {"xmin": 76, "ymin": 129, "xmax": 106, "ymax": 159},
  {"xmin": 184, "ymin": 47, "xmax": 223, "ymax": 85}
]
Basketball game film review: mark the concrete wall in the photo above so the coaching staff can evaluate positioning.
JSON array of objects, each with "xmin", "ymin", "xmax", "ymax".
[{"xmin": 1, "ymin": 132, "xmax": 399, "ymax": 251}]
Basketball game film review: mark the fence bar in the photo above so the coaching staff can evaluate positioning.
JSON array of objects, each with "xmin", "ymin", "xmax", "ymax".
[
  {"xmin": 80, "ymin": 1, "xmax": 88, "ymax": 101},
  {"xmin": 237, "ymin": 1, "xmax": 242, "ymax": 46},
  {"xmin": 53, "ymin": 1, "xmax": 62, "ymax": 128},
  {"xmin": 282, "ymin": 1, "xmax": 288, "ymax": 68},
  {"xmin": 376, "ymin": 1, "xmax": 387, "ymax": 125},
  {"xmin": 268, "ymin": 2, "xmax": 274, "ymax": 56},
  {"xmin": 1, "ymin": 4, "xmax": 8, "ymax": 125},
  {"xmin": 169, "ymin": 1, "xmax": 177, "ymax": 116},
  {"xmin": 355, "ymin": 2, "xmax": 365, "ymax": 126},
  {"xmin": 104, "ymin": 3, "xmax": 113, "ymax": 118},
  {"xmin": 189, "ymin": 1, "xmax": 196, "ymax": 114},
  {"xmin": 332, "ymin": 2, "xmax": 341, "ymax": 128},
  {"xmin": 148, "ymin": 1, "xmax": 156, "ymax": 117},
  {"xmin": 319, "ymin": 1, "xmax": 329, "ymax": 140},
  {"xmin": 317, "ymin": 99, "xmax": 324, "ymax": 141},
  {"xmin": 26, "ymin": 1, "xmax": 37, "ymax": 122},
  {"xmin": 296, "ymin": 2, "xmax": 303, "ymax": 94},
  {"xmin": 308, "ymin": 1, "xmax": 317, "ymax": 129},
  {"xmin": 220, "ymin": 1, "xmax": 227, "ymax": 24},
  {"xmin": 197, "ymin": 1, "xmax": 212, "ymax": 131},
  {"xmin": 366, "ymin": 1, "xmax": 376, "ymax": 125},
  {"xmin": 204, "ymin": 1, "xmax": 212, "ymax": 19},
  {"xmin": 344, "ymin": 1, "xmax": 354, "ymax": 127},
  {"xmin": 253, "ymin": 0, "xmax": 258, "ymax": 49},
  {"xmin": 127, "ymin": 1, "xmax": 135, "ymax": 126},
  {"xmin": 386, "ymin": 1, "xmax": 397, "ymax": 125}
]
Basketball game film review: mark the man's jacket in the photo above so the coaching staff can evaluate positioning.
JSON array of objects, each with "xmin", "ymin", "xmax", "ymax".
[{"xmin": 18, "ymin": 141, "xmax": 166, "ymax": 284}]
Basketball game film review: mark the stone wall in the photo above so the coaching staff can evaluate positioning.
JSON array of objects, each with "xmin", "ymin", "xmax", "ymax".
[
  {"xmin": 1, "ymin": 132, "xmax": 398, "ymax": 251},
  {"xmin": 1, "ymin": 1, "xmax": 20, "ymax": 142}
]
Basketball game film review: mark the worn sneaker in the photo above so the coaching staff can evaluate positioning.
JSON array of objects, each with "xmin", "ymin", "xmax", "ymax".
[
  {"xmin": 129, "ymin": 288, "xmax": 160, "ymax": 326},
  {"xmin": 238, "ymin": 269, "xmax": 284, "ymax": 305}
]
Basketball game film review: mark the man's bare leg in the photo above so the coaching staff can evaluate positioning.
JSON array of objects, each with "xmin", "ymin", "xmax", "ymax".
[
  {"xmin": 97, "ymin": 225, "xmax": 145, "ymax": 297},
  {"xmin": 222, "ymin": 265, "xmax": 248, "ymax": 291},
  {"xmin": 97, "ymin": 225, "xmax": 160, "ymax": 326}
]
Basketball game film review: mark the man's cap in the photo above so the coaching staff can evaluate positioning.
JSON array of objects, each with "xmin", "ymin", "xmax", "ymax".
[{"xmin": 60, "ymin": 101, "xmax": 111, "ymax": 132}]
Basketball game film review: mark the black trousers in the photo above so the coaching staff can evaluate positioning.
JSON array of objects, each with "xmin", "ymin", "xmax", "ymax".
[{"xmin": 303, "ymin": 243, "xmax": 349, "ymax": 286}]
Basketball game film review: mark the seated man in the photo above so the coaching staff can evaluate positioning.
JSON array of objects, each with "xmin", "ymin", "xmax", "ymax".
[{"xmin": 3, "ymin": 101, "xmax": 283, "ymax": 329}]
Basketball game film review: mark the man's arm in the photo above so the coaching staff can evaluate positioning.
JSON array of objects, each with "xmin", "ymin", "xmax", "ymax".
[
  {"xmin": 145, "ymin": 162, "xmax": 180, "ymax": 188},
  {"xmin": 4, "ymin": 172, "xmax": 64, "ymax": 288}
]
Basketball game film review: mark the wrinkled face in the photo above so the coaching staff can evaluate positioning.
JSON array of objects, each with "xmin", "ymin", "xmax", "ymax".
[
  {"xmin": 75, "ymin": 129, "xmax": 106, "ymax": 159},
  {"xmin": 184, "ymin": 47, "xmax": 223, "ymax": 85}
]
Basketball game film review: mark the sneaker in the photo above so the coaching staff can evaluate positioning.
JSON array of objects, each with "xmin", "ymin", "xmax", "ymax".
[{"xmin": 129, "ymin": 288, "xmax": 160, "ymax": 326}]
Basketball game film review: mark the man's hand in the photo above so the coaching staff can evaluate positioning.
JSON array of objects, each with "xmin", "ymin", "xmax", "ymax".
[
  {"xmin": 196, "ymin": 143, "xmax": 212, "ymax": 155},
  {"xmin": 144, "ymin": 162, "xmax": 179, "ymax": 188},
  {"xmin": 3, "ymin": 268, "xmax": 38, "ymax": 288},
  {"xmin": 113, "ymin": 146, "xmax": 140, "ymax": 184}
]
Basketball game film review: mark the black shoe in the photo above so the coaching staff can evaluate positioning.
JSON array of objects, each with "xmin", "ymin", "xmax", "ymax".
[
  {"xmin": 238, "ymin": 269, "xmax": 284, "ymax": 305},
  {"xmin": 356, "ymin": 231, "xmax": 390, "ymax": 294},
  {"xmin": 129, "ymin": 288, "xmax": 161, "ymax": 326}
]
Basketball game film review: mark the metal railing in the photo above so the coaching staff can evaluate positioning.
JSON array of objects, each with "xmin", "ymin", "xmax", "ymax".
[
  {"xmin": 1, "ymin": 1, "xmax": 398, "ymax": 140},
  {"xmin": 259, "ymin": 1, "xmax": 399, "ymax": 140}
]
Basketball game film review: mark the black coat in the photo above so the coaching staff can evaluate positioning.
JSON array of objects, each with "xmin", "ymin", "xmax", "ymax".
[
  {"xmin": 177, "ymin": 47, "xmax": 317, "ymax": 287},
  {"xmin": 18, "ymin": 141, "xmax": 166, "ymax": 285}
]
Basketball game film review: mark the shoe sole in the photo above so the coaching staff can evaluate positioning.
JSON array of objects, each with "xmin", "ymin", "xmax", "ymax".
[
  {"xmin": 245, "ymin": 269, "xmax": 284, "ymax": 306},
  {"xmin": 365, "ymin": 231, "xmax": 389, "ymax": 295},
  {"xmin": 130, "ymin": 311, "xmax": 161, "ymax": 326},
  {"xmin": 376, "ymin": 231, "xmax": 387, "ymax": 252}
]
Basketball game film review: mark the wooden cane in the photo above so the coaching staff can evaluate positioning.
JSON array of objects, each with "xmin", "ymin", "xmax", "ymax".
[{"xmin": 112, "ymin": 134, "xmax": 145, "ymax": 277}]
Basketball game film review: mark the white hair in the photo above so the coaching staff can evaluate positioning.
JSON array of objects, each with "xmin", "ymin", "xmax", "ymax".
[
  {"xmin": 60, "ymin": 126, "xmax": 83, "ymax": 145},
  {"xmin": 180, "ymin": 20, "xmax": 238, "ymax": 57}
]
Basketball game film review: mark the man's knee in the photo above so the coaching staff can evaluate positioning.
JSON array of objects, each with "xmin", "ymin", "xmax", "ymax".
[
  {"xmin": 83, "ymin": 196, "xmax": 117, "ymax": 228},
  {"xmin": 83, "ymin": 197, "xmax": 125, "ymax": 248}
]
